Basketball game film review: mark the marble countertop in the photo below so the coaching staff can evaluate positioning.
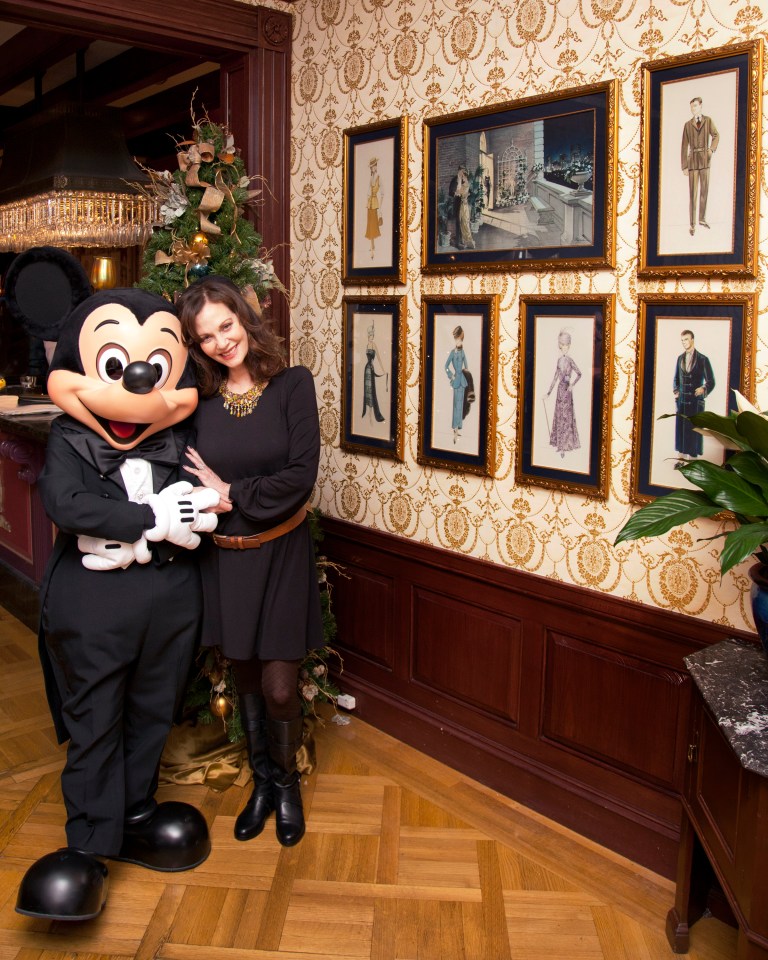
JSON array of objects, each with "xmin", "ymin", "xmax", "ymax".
[
  {"xmin": 0, "ymin": 403, "xmax": 60, "ymax": 442},
  {"xmin": 685, "ymin": 638, "xmax": 768, "ymax": 778}
]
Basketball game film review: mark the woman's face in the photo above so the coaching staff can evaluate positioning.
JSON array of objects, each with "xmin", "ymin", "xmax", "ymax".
[
  {"xmin": 455, "ymin": 336, "xmax": 463, "ymax": 349},
  {"xmin": 559, "ymin": 337, "xmax": 570, "ymax": 354},
  {"xmin": 194, "ymin": 298, "xmax": 249, "ymax": 373}
]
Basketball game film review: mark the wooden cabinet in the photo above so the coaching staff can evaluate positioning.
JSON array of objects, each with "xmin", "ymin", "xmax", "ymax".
[{"xmin": 666, "ymin": 639, "xmax": 768, "ymax": 958}]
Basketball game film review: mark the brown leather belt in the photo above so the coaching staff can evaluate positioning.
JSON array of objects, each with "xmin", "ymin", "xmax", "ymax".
[{"xmin": 211, "ymin": 506, "xmax": 308, "ymax": 550}]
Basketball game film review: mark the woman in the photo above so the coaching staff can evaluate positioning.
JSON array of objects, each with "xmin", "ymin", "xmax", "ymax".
[
  {"xmin": 365, "ymin": 157, "xmax": 382, "ymax": 258},
  {"xmin": 361, "ymin": 323, "xmax": 386, "ymax": 424},
  {"xmin": 546, "ymin": 328, "xmax": 582, "ymax": 458},
  {"xmin": 454, "ymin": 164, "xmax": 475, "ymax": 251},
  {"xmin": 445, "ymin": 325, "xmax": 469, "ymax": 444},
  {"xmin": 177, "ymin": 275, "xmax": 322, "ymax": 848}
]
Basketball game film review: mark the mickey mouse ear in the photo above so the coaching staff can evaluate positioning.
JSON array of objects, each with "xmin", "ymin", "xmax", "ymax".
[{"xmin": 5, "ymin": 246, "xmax": 92, "ymax": 342}]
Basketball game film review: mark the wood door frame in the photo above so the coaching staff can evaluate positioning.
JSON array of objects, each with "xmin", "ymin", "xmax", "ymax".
[{"xmin": 0, "ymin": 0, "xmax": 292, "ymax": 337}]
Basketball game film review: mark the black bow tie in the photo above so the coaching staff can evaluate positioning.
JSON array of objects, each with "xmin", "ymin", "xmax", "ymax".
[{"xmin": 62, "ymin": 420, "xmax": 180, "ymax": 476}]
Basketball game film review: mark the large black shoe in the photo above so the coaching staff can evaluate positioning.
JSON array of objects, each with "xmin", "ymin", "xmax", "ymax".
[
  {"xmin": 16, "ymin": 848, "xmax": 109, "ymax": 921},
  {"xmin": 114, "ymin": 800, "xmax": 210, "ymax": 871},
  {"xmin": 267, "ymin": 715, "xmax": 306, "ymax": 847},
  {"xmin": 235, "ymin": 692, "xmax": 274, "ymax": 842}
]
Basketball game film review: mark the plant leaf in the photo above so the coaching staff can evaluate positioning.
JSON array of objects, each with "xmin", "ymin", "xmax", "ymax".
[
  {"xmin": 615, "ymin": 491, "xmax": 721, "ymax": 545},
  {"xmin": 735, "ymin": 410, "xmax": 768, "ymax": 460},
  {"xmin": 725, "ymin": 451, "xmax": 768, "ymax": 497},
  {"xmin": 688, "ymin": 411, "xmax": 749, "ymax": 449},
  {"xmin": 719, "ymin": 523, "xmax": 768, "ymax": 575},
  {"xmin": 678, "ymin": 459, "xmax": 768, "ymax": 516}
]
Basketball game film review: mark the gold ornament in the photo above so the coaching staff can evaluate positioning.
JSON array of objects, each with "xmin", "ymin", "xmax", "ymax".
[
  {"xmin": 210, "ymin": 693, "xmax": 232, "ymax": 718},
  {"xmin": 219, "ymin": 381, "xmax": 266, "ymax": 417}
]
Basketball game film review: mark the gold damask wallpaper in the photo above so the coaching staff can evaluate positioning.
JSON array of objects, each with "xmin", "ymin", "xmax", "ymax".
[{"xmin": 256, "ymin": 0, "xmax": 768, "ymax": 632}]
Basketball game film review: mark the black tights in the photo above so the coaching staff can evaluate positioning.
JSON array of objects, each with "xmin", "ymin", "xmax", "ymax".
[{"xmin": 230, "ymin": 658, "xmax": 301, "ymax": 721}]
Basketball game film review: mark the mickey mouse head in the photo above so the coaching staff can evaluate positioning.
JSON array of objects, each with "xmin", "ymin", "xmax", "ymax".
[{"xmin": 5, "ymin": 246, "xmax": 198, "ymax": 449}]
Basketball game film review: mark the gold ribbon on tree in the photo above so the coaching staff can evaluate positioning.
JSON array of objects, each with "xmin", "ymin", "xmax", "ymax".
[{"xmin": 154, "ymin": 235, "xmax": 211, "ymax": 284}]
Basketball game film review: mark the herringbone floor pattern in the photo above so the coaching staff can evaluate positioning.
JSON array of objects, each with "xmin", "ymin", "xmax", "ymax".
[{"xmin": 0, "ymin": 603, "xmax": 737, "ymax": 960}]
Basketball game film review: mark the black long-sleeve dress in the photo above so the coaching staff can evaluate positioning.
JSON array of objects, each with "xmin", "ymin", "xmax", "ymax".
[{"xmin": 188, "ymin": 365, "xmax": 323, "ymax": 661}]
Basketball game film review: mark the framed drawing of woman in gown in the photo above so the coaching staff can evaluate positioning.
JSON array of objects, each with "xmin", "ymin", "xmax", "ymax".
[
  {"xmin": 341, "ymin": 296, "xmax": 406, "ymax": 460},
  {"xmin": 418, "ymin": 295, "xmax": 498, "ymax": 477},
  {"xmin": 342, "ymin": 117, "xmax": 408, "ymax": 285},
  {"xmin": 516, "ymin": 295, "xmax": 615, "ymax": 498}
]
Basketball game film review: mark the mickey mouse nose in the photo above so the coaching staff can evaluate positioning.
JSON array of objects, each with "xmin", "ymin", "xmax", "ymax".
[{"xmin": 122, "ymin": 361, "xmax": 158, "ymax": 395}]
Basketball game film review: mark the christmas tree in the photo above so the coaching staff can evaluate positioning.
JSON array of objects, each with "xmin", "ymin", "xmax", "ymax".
[{"xmin": 135, "ymin": 104, "xmax": 283, "ymax": 306}]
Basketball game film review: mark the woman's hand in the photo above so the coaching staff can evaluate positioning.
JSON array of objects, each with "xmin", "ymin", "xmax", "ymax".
[{"xmin": 185, "ymin": 447, "xmax": 233, "ymax": 513}]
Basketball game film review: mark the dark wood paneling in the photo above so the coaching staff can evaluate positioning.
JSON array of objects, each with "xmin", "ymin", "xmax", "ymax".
[
  {"xmin": 0, "ymin": 0, "xmax": 268, "ymax": 55},
  {"xmin": 333, "ymin": 562, "xmax": 395, "ymax": 671},
  {"xmin": 411, "ymin": 588, "xmax": 521, "ymax": 724},
  {"xmin": 542, "ymin": 631, "xmax": 687, "ymax": 788},
  {"xmin": 220, "ymin": 8, "xmax": 292, "ymax": 340},
  {"xmin": 322, "ymin": 516, "xmax": 755, "ymax": 877}
]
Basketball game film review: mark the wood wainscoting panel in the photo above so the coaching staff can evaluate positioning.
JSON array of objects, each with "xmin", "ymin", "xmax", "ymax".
[
  {"xmin": 411, "ymin": 587, "xmax": 522, "ymax": 725},
  {"xmin": 542, "ymin": 631, "xmax": 688, "ymax": 789},
  {"xmin": 321, "ymin": 517, "xmax": 754, "ymax": 877},
  {"xmin": 331, "ymin": 560, "xmax": 396, "ymax": 673}
]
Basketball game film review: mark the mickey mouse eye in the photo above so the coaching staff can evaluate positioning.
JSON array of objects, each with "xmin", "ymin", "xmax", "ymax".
[
  {"xmin": 147, "ymin": 349, "xmax": 172, "ymax": 389},
  {"xmin": 96, "ymin": 344, "xmax": 130, "ymax": 382}
]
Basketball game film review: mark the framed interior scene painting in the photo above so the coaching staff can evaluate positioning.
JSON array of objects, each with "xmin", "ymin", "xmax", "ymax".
[
  {"xmin": 631, "ymin": 294, "xmax": 757, "ymax": 503},
  {"xmin": 516, "ymin": 295, "xmax": 615, "ymax": 499},
  {"xmin": 342, "ymin": 116, "xmax": 408, "ymax": 285},
  {"xmin": 421, "ymin": 81, "xmax": 617, "ymax": 273},
  {"xmin": 341, "ymin": 295, "xmax": 406, "ymax": 461},
  {"xmin": 418, "ymin": 295, "xmax": 498, "ymax": 476},
  {"xmin": 639, "ymin": 39, "xmax": 763, "ymax": 277}
]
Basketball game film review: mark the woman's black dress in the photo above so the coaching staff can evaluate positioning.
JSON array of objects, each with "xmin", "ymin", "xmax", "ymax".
[{"xmin": 190, "ymin": 365, "xmax": 323, "ymax": 661}]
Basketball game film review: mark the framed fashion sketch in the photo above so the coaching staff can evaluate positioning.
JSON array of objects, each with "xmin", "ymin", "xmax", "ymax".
[
  {"xmin": 341, "ymin": 295, "xmax": 406, "ymax": 460},
  {"xmin": 516, "ymin": 295, "xmax": 614, "ymax": 499},
  {"xmin": 631, "ymin": 294, "xmax": 757, "ymax": 503},
  {"xmin": 417, "ymin": 295, "xmax": 498, "ymax": 476},
  {"xmin": 342, "ymin": 116, "xmax": 408, "ymax": 285},
  {"xmin": 421, "ymin": 81, "xmax": 617, "ymax": 273},
  {"xmin": 638, "ymin": 39, "xmax": 763, "ymax": 277}
]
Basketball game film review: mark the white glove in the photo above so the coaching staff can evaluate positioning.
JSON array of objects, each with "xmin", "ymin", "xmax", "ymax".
[
  {"xmin": 145, "ymin": 481, "xmax": 220, "ymax": 549},
  {"xmin": 77, "ymin": 535, "xmax": 152, "ymax": 571}
]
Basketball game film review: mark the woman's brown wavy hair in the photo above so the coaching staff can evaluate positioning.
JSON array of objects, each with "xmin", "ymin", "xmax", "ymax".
[{"xmin": 177, "ymin": 275, "xmax": 286, "ymax": 397}]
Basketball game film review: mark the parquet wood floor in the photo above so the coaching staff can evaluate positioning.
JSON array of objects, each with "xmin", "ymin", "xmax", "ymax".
[{"xmin": 0, "ymin": 603, "xmax": 737, "ymax": 960}]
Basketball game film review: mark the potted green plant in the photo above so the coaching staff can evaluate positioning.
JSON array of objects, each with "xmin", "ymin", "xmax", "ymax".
[{"xmin": 615, "ymin": 392, "xmax": 768, "ymax": 654}]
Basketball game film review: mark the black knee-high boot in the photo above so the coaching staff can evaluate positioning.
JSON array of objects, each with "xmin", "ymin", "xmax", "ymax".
[
  {"xmin": 234, "ymin": 693, "xmax": 274, "ymax": 841},
  {"xmin": 266, "ymin": 715, "xmax": 305, "ymax": 847}
]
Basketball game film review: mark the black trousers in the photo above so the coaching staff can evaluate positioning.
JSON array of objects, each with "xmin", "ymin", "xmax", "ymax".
[{"xmin": 42, "ymin": 552, "xmax": 201, "ymax": 856}]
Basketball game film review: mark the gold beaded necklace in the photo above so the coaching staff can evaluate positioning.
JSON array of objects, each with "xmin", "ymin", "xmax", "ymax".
[{"xmin": 218, "ymin": 380, "xmax": 266, "ymax": 417}]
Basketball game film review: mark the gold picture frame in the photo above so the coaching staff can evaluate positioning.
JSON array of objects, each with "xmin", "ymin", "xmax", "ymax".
[
  {"xmin": 342, "ymin": 116, "xmax": 408, "ymax": 285},
  {"xmin": 421, "ymin": 81, "xmax": 618, "ymax": 273},
  {"xmin": 631, "ymin": 293, "xmax": 757, "ymax": 503},
  {"xmin": 516, "ymin": 294, "xmax": 615, "ymax": 499},
  {"xmin": 638, "ymin": 39, "xmax": 763, "ymax": 277},
  {"xmin": 417, "ymin": 295, "xmax": 498, "ymax": 477},
  {"xmin": 341, "ymin": 295, "xmax": 407, "ymax": 461}
]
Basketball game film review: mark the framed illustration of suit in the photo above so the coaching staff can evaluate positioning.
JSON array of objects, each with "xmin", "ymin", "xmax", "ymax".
[
  {"xmin": 638, "ymin": 39, "xmax": 763, "ymax": 277},
  {"xmin": 630, "ymin": 294, "xmax": 757, "ymax": 503}
]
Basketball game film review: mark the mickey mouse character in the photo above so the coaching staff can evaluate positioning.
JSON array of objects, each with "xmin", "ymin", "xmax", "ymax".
[{"xmin": 5, "ymin": 247, "xmax": 220, "ymax": 921}]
